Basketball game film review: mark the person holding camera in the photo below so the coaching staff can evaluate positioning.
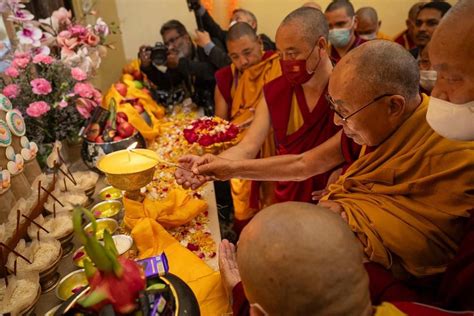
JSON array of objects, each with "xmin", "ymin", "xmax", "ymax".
[{"xmin": 139, "ymin": 20, "xmax": 222, "ymax": 114}]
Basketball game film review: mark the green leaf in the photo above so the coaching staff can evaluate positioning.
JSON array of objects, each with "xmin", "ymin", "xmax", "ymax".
[
  {"xmin": 79, "ymin": 288, "xmax": 109, "ymax": 307},
  {"xmin": 83, "ymin": 259, "xmax": 97, "ymax": 279}
]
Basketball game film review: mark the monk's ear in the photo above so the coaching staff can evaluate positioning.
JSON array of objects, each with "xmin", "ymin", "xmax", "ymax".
[
  {"xmin": 318, "ymin": 36, "xmax": 329, "ymax": 53},
  {"xmin": 387, "ymin": 95, "xmax": 406, "ymax": 119}
]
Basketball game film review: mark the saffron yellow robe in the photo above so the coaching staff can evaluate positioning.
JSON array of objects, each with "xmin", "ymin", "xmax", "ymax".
[{"xmin": 322, "ymin": 95, "xmax": 474, "ymax": 277}]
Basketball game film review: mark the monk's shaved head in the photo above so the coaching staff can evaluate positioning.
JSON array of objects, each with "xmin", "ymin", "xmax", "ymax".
[
  {"xmin": 337, "ymin": 41, "xmax": 419, "ymax": 100},
  {"xmin": 227, "ymin": 22, "xmax": 258, "ymax": 44},
  {"xmin": 325, "ymin": 0, "xmax": 355, "ymax": 17},
  {"xmin": 280, "ymin": 6, "xmax": 329, "ymax": 43},
  {"xmin": 429, "ymin": 0, "xmax": 474, "ymax": 103},
  {"xmin": 237, "ymin": 202, "xmax": 370, "ymax": 316},
  {"xmin": 302, "ymin": 1, "xmax": 321, "ymax": 10},
  {"xmin": 356, "ymin": 7, "xmax": 378, "ymax": 25}
]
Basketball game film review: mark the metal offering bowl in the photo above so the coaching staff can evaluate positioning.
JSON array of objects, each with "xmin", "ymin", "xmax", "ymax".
[
  {"xmin": 39, "ymin": 247, "xmax": 64, "ymax": 293},
  {"xmin": 98, "ymin": 186, "xmax": 123, "ymax": 200},
  {"xmin": 91, "ymin": 200, "xmax": 123, "ymax": 221},
  {"xmin": 84, "ymin": 218, "xmax": 118, "ymax": 240},
  {"xmin": 55, "ymin": 269, "xmax": 89, "ymax": 301}
]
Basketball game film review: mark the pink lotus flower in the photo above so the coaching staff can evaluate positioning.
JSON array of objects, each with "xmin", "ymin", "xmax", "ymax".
[
  {"xmin": 32, "ymin": 54, "xmax": 54, "ymax": 64},
  {"xmin": 16, "ymin": 23, "xmax": 42, "ymax": 47},
  {"xmin": 12, "ymin": 57, "xmax": 29, "ymax": 69},
  {"xmin": 26, "ymin": 101, "xmax": 50, "ymax": 117},
  {"xmin": 3, "ymin": 84, "xmax": 20, "ymax": 99},
  {"xmin": 74, "ymin": 82, "xmax": 96, "ymax": 98},
  {"xmin": 30, "ymin": 78, "xmax": 52, "ymax": 95},
  {"xmin": 5, "ymin": 66, "xmax": 19, "ymax": 78},
  {"xmin": 71, "ymin": 67, "xmax": 87, "ymax": 81}
]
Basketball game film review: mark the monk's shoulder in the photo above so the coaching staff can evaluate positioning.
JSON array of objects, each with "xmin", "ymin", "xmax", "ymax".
[{"xmin": 215, "ymin": 65, "xmax": 233, "ymax": 84}]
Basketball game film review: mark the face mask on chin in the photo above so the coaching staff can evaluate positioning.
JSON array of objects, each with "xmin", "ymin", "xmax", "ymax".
[
  {"xmin": 329, "ymin": 18, "xmax": 354, "ymax": 48},
  {"xmin": 419, "ymin": 70, "xmax": 437, "ymax": 92},
  {"xmin": 426, "ymin": 96, "xmax": 474, "ymax": 141},
  {"xmin": 359, "ymin": 32, "xmax": 377, "ymax": 41},
  {"xmin": 280, "ymin": 42, "xmax": 321, "ymax": 86}
]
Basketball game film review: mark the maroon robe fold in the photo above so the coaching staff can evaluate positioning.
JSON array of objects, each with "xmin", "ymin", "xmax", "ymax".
[
  {"xmin": 330, "ymin": 35, "xmax": 367, "ymax": 64},
  {"xmin": 264, "ymin": 77, "xmax": 340, "ymax": 203}
]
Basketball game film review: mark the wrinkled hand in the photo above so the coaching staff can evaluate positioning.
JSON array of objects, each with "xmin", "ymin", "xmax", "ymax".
[
  {"xmin": 219, "ymin": 239, "xmax": 241, "ymax": 298},
  {"xmin": 175, "ymin": 155, "xmax": 210, "ymax": 190},
  {"xmin": 194, "ymin": 30, "xmax": 211, "ymax": 48},
  {"xmin": 311, "ymin": 168, "xmax": 342, "ymax": 201},
  {"xmin": 193, "ymin": 154, "xmax": 234, "ymax": 181},
  {"xmin": 318, "ymin": 200, "xmax": 347, "ymax": 222},
  {"xmin": 138, "ymin": 45, "xmax": 151, "ymax": 67}
]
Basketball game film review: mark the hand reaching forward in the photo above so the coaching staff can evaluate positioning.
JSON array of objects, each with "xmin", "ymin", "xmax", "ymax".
[
  {"xmin": 193, "ymin": 154, "xmax": 234, "ymax": 181},
  {"xmin": 175, "ymin": 155, "xmax": 210, "ymax": 190}
]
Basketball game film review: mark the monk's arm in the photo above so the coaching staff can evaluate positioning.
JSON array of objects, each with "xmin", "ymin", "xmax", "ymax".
[
  {"xmin": 218, "ymin": 97, "xmax": 271, "ymax": 160},
  {"xmin": 222, "ymin": 130, "xmax": 344, "ymax": 181},
  {"xmin": 214, "ymin": 85, "xmax": 229, "ymax": 120}
]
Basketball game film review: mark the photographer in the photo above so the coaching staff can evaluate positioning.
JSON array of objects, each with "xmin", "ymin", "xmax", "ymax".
[
  {"xmin": 191, "ymin": 0, "xmax": 276, "ymax": 56},
  {"xmin": 139, "ymin": 20, "xmax": 221, "ymax": 114}
]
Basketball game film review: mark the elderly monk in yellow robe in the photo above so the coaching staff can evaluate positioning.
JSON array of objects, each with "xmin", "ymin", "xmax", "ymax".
[
  {"xmin": 213, "ymin": 22, "xmax": 280, "ymax": 227},
  {"xmin": 319, "ymin": 40, "xmax": 474, "ymax": 278},
  {"xmin": 355, "ymin": 7, "xmax": 392, "ymax": 41}
]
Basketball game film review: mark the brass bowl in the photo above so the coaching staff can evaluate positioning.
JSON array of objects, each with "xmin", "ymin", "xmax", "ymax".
[
  {"xmin": 84, "ymin": 218, "xmax": 118, "ymax": 240},
  {"xmin": 91, "ymin": 200, "xmax": 123, "ymax": 220},
  {"xmin": 98, "ymin": 186, "xmax": 123, "ymax": 201},
  {"xmin": 72, "ymin": 234, "xmax": 133, "ymax": 268},
  {"xmin": 55, "ymin": 269, "xmax": 89, "ymax": 301},
  {"xmin": 39, "ymin": 247, "xmax": 64, "ymax": 293}
]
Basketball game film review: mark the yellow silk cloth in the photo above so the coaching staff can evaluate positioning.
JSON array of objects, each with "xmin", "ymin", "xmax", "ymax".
[
  {"xmin": 228, "ymin": 53, "xmax": 280, "ymax": 220},
  {"xmin": 102, "ymin": 59, "xmax": 165, "ymax": 142},
  {"xmin": 374, "ymin": 302, "xmax": 407, "ymax": 316},
  {"xmin": 321, "ymin": 94, "xmax": 474, "ymax": 277},
  {"xmin": 123, "ymin": 191, "xmax": 229, "ymax": 315}
]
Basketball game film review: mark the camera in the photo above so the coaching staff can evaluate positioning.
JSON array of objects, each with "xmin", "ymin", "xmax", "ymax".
[
  {"xmin": 148, "ymin": 42, "xmax": 168, "ymax": 66},
  {"xmin": 186, "ymin": 0, "xmax": 200, "ymax": 11}
]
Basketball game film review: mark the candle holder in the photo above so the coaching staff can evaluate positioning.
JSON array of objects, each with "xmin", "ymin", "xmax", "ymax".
[{"xmin": 97, "ymin": 149, "xmax": 159, "ymax": 202}]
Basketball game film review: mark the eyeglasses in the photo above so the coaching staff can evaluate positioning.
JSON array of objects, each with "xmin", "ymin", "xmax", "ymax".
[
  {"xmin": 164, "ymin": 34, "xmax": 184, "ymax": 47},
  {"xmin": 326, "ymin": 93, "xmax": 396, "ymax": 122}
]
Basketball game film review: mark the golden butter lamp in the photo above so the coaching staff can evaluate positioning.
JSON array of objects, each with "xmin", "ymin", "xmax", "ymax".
[{"xmin": 96, "ymin": 143, "xmax": 159, "ymax": 201}]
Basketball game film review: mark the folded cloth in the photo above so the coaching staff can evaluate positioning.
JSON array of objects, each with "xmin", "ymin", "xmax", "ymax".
[{"xmin": 123, "ymin": 190, "xmax": 229, "ymax": 315}]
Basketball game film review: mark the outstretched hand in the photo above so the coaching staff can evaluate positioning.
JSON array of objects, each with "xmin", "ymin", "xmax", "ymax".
[
  {"xmin": 192, "ymin": 154, "xmax": 234, "ymax": 181},
  {"xmin": 175, "ymin": 155, "xmax": 210, "ymax": 190}
]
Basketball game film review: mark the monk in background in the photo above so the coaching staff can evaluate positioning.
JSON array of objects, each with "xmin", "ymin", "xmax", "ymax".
[
  {"xmin": 214, "ymin": 22, "xmax": 281, "ymax": 231},
  {"xmin": 355, "ymin": 7, "xmax": 392, "ymax": 41},
  {"xmin": 393, "ymin": 2, "xmax": 425, "ymax": 50}
]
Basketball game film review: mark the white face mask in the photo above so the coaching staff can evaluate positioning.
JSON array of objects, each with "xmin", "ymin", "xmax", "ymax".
[
  {"xmin": 426, "ymin": 96, "xmax": 474, "ymax": 141},
  {"xmin": 359, "ymin": 32, "xmax": 377, "ymax": 41},
  {"xmin": 419, "ymin": 70, "xmax": 437, "ymax": 92}
]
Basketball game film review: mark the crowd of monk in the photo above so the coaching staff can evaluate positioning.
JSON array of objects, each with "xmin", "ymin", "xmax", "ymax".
[{"xmin": 172, "ymin": 0, "xmax": 474, "ymax": 315}]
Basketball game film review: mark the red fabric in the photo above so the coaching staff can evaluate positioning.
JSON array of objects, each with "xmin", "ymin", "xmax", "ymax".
[
  {"xmin": 264, "ymin": 77, "xmax": 340, "ymax": 203},
  {"xmin": 330, "ymin": 35, "xmax": 367, "ymax": 64},
  {"xmin": 392, "ymin": 302, "xmax": 474, "ymax": 316},
  {"xmin": 394, "ymin": 30, "xmax": 417, "ymax": 50},
  {"xmin": 232, "ymin": 281, "xmax": 250, "ymax": 316},
  {"xmin": 438, "ymin": 209, "xmax": 474, "ymax": 311}
]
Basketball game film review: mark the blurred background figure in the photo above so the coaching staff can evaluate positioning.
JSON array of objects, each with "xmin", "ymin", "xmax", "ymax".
[
  {"xmin": 355, "ymin": 7, "xmax": 391, "ymax": 41},
  {"xmin": 418, "ymin": 44, "xmax": 436, "ymax": 94},
  {"xmin": 394, "ymin": 2, "xmax": 426, "ymax": 50},
  {"xmin": 302, "ymin": 1, "xmax": 322, "ymax": 10},
  {"xmin": 411, "ymin": 1, "xmax": 452, "ymax": 58}
]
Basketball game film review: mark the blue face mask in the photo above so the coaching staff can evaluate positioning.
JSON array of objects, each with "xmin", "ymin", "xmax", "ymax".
[{"xmin": 329, "ymin": 19, "xmax": 354, "ymax": 48}]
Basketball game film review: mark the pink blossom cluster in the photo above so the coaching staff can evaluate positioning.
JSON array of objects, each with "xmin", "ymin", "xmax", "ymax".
[{"xmin": 183, "ymin": 117, "xmax": 239, "ymax": 147}]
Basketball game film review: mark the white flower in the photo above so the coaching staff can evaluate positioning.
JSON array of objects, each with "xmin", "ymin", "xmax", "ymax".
[
  {"xmin": 16, "ymin": 24, "xmax": 42, "ymax": 47},
  {"xmin": 94, "ymin": 17, "xmax": 109, "ymax": 37}
]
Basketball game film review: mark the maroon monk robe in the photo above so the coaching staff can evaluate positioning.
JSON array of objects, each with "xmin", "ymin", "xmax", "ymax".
[
  {"xmin": 264, "ymin": 77, "xmax": 340, "ymax": 203},
  {"xmin": 330, "ymin": 35, "xmax": 367, "ymax": 64},
  {"xmin": 394, "ymin": 29, "xmax": 417, "ymax": 51}
]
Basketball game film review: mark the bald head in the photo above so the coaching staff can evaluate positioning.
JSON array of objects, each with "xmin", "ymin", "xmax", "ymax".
[
  {"xmin": 429, "ymin": 0, "xmax": 474, "ymax": 104},
  {"xmin": 227, "ymin": 22, "xmax": 258, "ymax": 43},
  {"xmin": 280, "ymin": 6, "xmax": 329, "ymax": 44},
  {"xmin": 237, "ymin": 202, "xmax": 370, "ymax": 316},
  {"xmin": 325, "ymin": 0, "xmax": 355, "ymax": 17},
  {"xmin": 356, "ymin": 7, "xmax": 380, "ymax": 37}
]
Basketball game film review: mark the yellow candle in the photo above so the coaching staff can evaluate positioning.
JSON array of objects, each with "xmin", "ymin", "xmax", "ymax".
[{"xmin": 97, "ymin": 149, "xmax": 159, "ymax": 175}]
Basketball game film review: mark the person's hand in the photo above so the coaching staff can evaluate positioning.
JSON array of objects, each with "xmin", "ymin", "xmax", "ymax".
[
  {"xmin": 166, "ymin": 50, "xmax": 180, "ymax": 69},
  {"xmin": 194, "ymin": 154, "xmax": 234, "ymax": 181},
  {"xmin": 138, "ymin": 45, "xmax": 151, "ymax": 67},
  {"xmin": 194, "ymin": 30, "xmax": 211, "ymax": 48},
  {"xmin": 175, "ymin": 155, "xmax": 210, "ymax": 190},
  {"xmin": 318, "ymin": 200, "xmax": 347, "ymax": 222},
  {"xmin": 311, "ymin": 168, "xmax": 342, "ymax": 201},
  {"xmin": 219, "ymin": 239, "xmax": 241, "ymax": 298}
]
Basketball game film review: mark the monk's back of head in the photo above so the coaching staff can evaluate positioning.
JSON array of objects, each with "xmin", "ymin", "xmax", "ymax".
[
  {"xmin": 227, "ymin": 21, "xmax": 258, "ymax": 44},
  {"xmin": 237, "ymin": 202, "xmax": 370, "ymax": 316}
]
